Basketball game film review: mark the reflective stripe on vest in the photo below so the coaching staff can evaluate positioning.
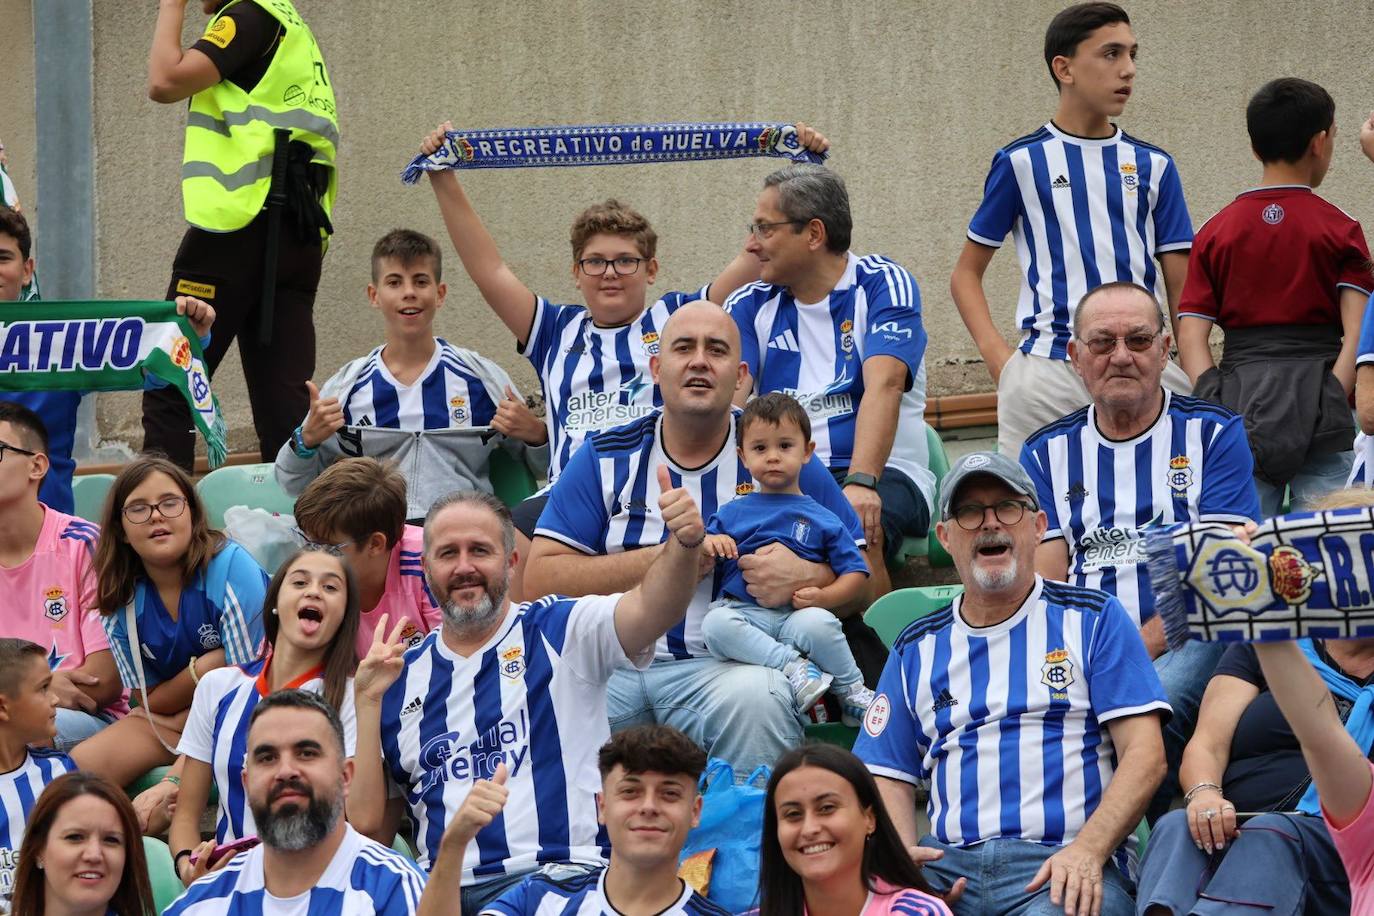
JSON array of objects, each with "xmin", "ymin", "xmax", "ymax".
[{"xmin": 182, "ymin": 0, "xmax": 338, "ymax": 233}]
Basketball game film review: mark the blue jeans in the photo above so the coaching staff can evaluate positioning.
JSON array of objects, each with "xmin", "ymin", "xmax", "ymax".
[
  {"xmin": 1254, "ymin": 450, "xmax": 1353, "ymax": 518},
  {"xmin": 54, "ymin": 708, "xmax": 117, "ymax": 753},
  {"xmin": 1135, "ymin": 810, "xmax": 1349, "ymax": 915},
  {"xmin": 829, "ymin": 465, "xmax": 930, "ymax": 562},
  {"xmin": 917, "ymin": 836, "xmax": 1135, "ymax": 916},
  {"xmin": 1147, "ymin": 640, "xmax": 1226, "ymax": 824},
  {"xmin": 608, "ymin": 656, "xmax": 801, "ymax": 776},
  {"xmin": 700, "ymin": 599, "xmax": 863, "ymax": 689}
]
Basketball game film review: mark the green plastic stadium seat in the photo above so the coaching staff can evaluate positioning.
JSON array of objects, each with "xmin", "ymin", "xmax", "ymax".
[
  {"xmin": 72, "ymin": 473, "xmax": 116, "ymax": 522},
  {"xmin": 391, "ymin": 832, "xmax": 417, "ymax": 860},
  {"xmin": 143, "ymin": 836, "xmax": 183, "ymax": 913},
  {"xmin": 127, "ymin": 765, "xmax": 217, "ymax": 806},
  {"xmin": 895, "ymin": 426, "xmax": 953, "ymax": 568},
  {"xmin": 489, "ymin": 449, "xmax": 539, "ymax": 509},
  {"xmin": 865, "ymin": 584, "xmax": 964, "ymax": 648},
  {"xmin": 804, "ymin": 722, "xmax": 859, "ymax": 749},
  {"xmin": 196, "ymin": 463, "xmax": 296, "ymax": 529}
]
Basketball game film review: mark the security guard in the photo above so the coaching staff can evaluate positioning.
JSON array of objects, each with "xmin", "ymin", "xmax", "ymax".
[{"xmin": 144, "ymin": 0, "xmax": 337, "ymax": 468}]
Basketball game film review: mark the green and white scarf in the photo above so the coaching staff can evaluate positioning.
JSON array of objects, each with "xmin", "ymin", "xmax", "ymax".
[{"xmin": 0, "ymin": 300, "xmax": 227, "ymax": 466}]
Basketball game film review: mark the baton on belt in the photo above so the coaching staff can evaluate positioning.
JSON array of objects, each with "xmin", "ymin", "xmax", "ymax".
[{"xmin": 257, "ymin": 128, "xmax": 291, "ymax": 346}]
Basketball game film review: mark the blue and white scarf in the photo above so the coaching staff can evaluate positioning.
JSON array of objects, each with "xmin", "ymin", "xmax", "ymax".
[
  {"xmin": 402, "ymin": 121, "xmax": 827, "ymax": 184},
  {"xmin": 1145, "ymin": 508, "xmax": 1374, "ymax": 649}
]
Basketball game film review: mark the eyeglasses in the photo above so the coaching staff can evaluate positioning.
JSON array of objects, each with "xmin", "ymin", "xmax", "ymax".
[
  {"xmin": 577, "ymin": 256, "xmax": 647, "ymax": 277},
  {"xmin": 1079, "ymin": 331, "xmax": 1162, "ymax": 356},
  {"xmin": 0, "ymin": 440, "xmax": 36, "ymax": 462},
  {"xmin": 122, "ymin": 496, "xmax": 187, "ymax": 524},
  {"xmin": 291, "ymin": 527, "xmax": 352, "ymax": 555},
  {"xmin": 951, "ymin": 499, "xmax": 1033, "ymax": 531},
  {"xmin": 746, "ymin": 219, "xmax": 805, "ymax": 241}
]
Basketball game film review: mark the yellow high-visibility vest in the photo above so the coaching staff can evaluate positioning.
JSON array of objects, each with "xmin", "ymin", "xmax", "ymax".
[{"xmin": 182, "ymin": 0, "xmax": 338, "ymax": 234}]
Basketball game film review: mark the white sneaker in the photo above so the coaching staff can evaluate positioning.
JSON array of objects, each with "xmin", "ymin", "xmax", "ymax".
[
  {"xmin": 838, "ymin": 683, "xmax": 876, "ymax": 727},
  {"xmin": 782, "ymin": 658, "xmax": 833, "ymax": 714}
]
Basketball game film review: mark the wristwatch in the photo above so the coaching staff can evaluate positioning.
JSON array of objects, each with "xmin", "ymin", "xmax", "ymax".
[
  {"xmin": 291, "ymin": 424, "xmax": 318, "ymax": 459},
  {"xmin": 842, "ymin": 472, "xmax": 878, "ymax": 490}
]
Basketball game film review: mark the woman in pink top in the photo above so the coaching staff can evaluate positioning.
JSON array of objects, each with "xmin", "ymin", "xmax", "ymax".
[
  {"xmin": 1253, "ymin": 639, "xmax": 1374, "ymax": 914},
  {"xmin": 759, "ymin": 744, "xmax": 951, "ymax": 916}
]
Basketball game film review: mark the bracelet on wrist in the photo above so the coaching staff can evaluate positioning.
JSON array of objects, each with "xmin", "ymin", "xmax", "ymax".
[
  {"xmin": 1183, "ymin": 781, "xmax": 1222, "ymax": 804},
  {"xmin": 187, "ymin": 656, "xmax": 201, "ymax": 687},
  {"xmin": 161, "ymin": 774, "xmax": 181, "ymax": 787},
  {"xmin": 675, "ymin": 532, "xmax": 706, "ymax": 550}
]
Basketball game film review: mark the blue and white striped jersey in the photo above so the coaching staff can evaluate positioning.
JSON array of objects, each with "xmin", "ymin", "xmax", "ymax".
[
  {"xmin": 853, "ymin": 578, "xmax": 1170, "ymax": 880},
  {"xmin": 534, "ymin": 410, "xmax": 864, "ymax": 659},
  {"xmin": 102, "ymin": 541, "xmax": 267, "ymax": 693},
  {"xmin": 522, "ymin": 288, "xmax": 707, "ymax": 480},
  {"xmin": 1020, "ymin": 391, "xmax": 1260, "ymax": 627},
  {"xmin": 378, "ymin": 594, "xmax": 648, "ymax": 880},
  {"xmin": 177, "ymin": 658, "xmax": 358, "ymax": 842},
  {"xmin": 1352, "ymin": 296, "xmax": 1374, "ymax": 486},
  {"xmin": 481, "ymin": 867, "xmax": 730, "ymax": 916},
  {"xmin": 163, "ymin": 824, "xmax": 425, "ymax": 916},
  {"xmin": 726, "ymin": 253, "xmax": 934, "ymax": 507},
  {"xmin": 337, "ymin": 338, "xmax": 509, "ymax": 430},
  {"xmin": 0, "ymin": 749, "xmax": 75, "ymax": 910},
  {"xmin": 968, "ymin": 123, "xmax": 1194, "ymax": 361}
]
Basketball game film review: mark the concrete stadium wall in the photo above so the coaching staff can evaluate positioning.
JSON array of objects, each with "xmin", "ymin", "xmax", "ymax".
[{"xmin": 2, "ymin": 0, "xmax": 1373, "ymax": 455}]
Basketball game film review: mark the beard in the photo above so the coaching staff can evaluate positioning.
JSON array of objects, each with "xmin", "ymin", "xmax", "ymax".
[
  {"xmin": 251, "ymin": 778, "xmax": 343, "ymax": 852},
  {"xmin": 969, "ymin": 530, "xmax": 1019, "ymax": 591},
  {"xmin": 432, "ymin": 570, "xmax": 509, "ymax": 639}
]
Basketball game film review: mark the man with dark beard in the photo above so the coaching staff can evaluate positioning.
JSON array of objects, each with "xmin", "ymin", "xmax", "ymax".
[
  {"xmin": 163, "ymin": 690, "xmax": 426, "ymax": 915},
  {"xmin": 853, "ymin": 451, "xmax": 1170, "ymax": 916},
  {"xmin": 349, "ymin": 484, "xmax": 707, "ymax": 913}
]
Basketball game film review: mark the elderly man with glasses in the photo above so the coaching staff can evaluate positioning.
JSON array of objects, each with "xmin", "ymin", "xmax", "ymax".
[
  {"xmin": 855, "ymin": 450, "xmax": 1170, "ymax": 916},
  {"xmin": 1019, "ymin": 280, "xmax": 1262, "ymax": 823}
]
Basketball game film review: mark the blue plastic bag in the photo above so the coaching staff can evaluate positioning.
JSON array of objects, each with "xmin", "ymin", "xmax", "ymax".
[{"xmin": 680, "ymin": 758, "xmax": 769, "ymax": 913}]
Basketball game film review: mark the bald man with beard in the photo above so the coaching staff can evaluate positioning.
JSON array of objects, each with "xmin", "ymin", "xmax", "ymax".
[{"xmin": 525, "ymin": 301, "xmax": 868, "ymax": 772}]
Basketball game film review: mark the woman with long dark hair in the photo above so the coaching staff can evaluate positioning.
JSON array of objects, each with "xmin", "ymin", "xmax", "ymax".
[
  {"xmin": 71, "ymin": 456, "xmax": 269, "ymax": 793},
  {"xmin": 168, "ymin": 546, "xmax": 361, "ymax": 886},
  {"xmin": 10, "ymin": 771, "xmax": 154, "ymax": 916},
  {"xmin": 759, "ymin": 744, "xmax": 950, "ymax": 915}
]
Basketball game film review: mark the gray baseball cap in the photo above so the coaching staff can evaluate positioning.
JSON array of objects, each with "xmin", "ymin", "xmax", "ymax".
[{"xmin": 938, "ymin": 451, "xmax": 1040, "ymax": 520}]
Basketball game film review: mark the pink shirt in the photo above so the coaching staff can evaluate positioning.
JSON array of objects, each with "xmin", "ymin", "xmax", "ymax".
[
  {"xmin": 1325, "ymin": 760, "xmax": 1374, "ymax": 915},
  {"xmin": 801, "ymin": 881, "xmax": 952, "ymax": 916},
  {"xmin": 353, "ymin": 525, "xmax": 442, "ymax": 659},
  {"xmin": 0, "ymin": 507, "xmax": 127, "ymax": 716}
]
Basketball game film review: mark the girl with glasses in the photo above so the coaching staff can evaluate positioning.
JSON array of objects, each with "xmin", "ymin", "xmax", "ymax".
[
  {"xmin": 70, "ymin": 457, "xmax": 268, "ymax": 825},
  {"xmin": 170, "ymin": 546, "xmax": 361, "ymax": 887}
]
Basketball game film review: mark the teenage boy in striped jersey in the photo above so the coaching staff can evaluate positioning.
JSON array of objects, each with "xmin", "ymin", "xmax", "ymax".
[
  {"xmin": 417, "ymin": 122, "xmax": 829, "ymax": 600},
  {"xmin": 951, "ymin": 2, "xmax": 1195, "ymax": 457}
]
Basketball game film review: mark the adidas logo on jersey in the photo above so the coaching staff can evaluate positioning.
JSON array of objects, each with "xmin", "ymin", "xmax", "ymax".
[
  {"xmin": 931, "ymin": 687, "xmax": 958, "ymax": 712},
  {"xmin": 767, "ymin": 329, "xmax": 800, "ymax": 352},
  {"xmin": 1051, "ymin": 174, "xmax": 1071, "ymax": 189},
  {"xmin": 400, "ymin": 697, "xmax": 424, "ymax": 718}
]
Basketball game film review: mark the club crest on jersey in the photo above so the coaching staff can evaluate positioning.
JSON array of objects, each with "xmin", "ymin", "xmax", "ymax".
[
  {"xmin": 1262, "ymin": 203, "xmax": 1285, "ymax": 225},
  {"xmin": 839, "ymin": 319, "xmax": 854, "ymax": 354},
  {"xmin": 500, "ymin": 646, "xmax": 526, "ymax": 679},
  {"xmin": 641, "ymin": 331, "xmax": 660, "ymax": 356},
  {"xmin": 1119, "ymin": 161, "xmax": 1138, "ymax": 193},
  {"xmin": 1167, "ymin": 455, "xmax": 1193, "ymax": 493},
  {"xmin": 198, "ymin": 623, "xmax": 221, "ymax": 650},
  {"xmin": 400, "ymin": 621, "xmax": 422, "ymax": 648},
  {"xmin": 736, "ymin": 482, "xmax": 755, "ymax": 496},
  {"xmin": 1270, "ymin": 546, "xmax": 1318, "ymax": 605},
  {"xmin": 449, "ymin": 395, "xmax": 468, "ymax": 423},
  {"xmin": 1040, "ymin": 648, "xmax": 1075, "ymax": 697},
  {"xmin": 792, "ymin": 518, "xmax": 813, "ymax": 545},
  {"xmin": 43, "ymin": 587, "xmax": 68, "ymax": 623}
]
